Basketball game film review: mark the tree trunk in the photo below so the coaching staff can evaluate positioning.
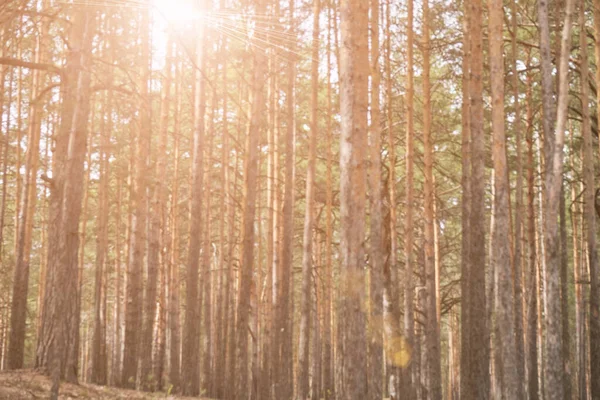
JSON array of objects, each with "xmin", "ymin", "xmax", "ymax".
[
  {"xmin": 489, "ymin": 0, "xmax": 519, "ymax": 395},
  {"xmin": 234, "ymin": 0, "xmax": 268, "ymax": 396},
  {"xmin": 37, "ymin": 7, "xmax": 95, "ymax": 398},
  {"xmin": 368, "ymin": 0, "xmax": 384, "ymax": 397},
  {"xmin": 276, "ymin": 0, "xmax": 296, "ymax": 396},
  {"xmin": 404, "ymin": 0, "xmax": 416, "ymax": 395},
  {"xmin": 122, "ymin": 4, "xmax": 151, "ymax": 388},
  {"xmin": 338, "ymin": 0, "xmax": 369, "ymax": 397},
  {"xmin": 540, "ymin": 0, "xmax": 575, "ymax": 397},
  {"xmin": 510, "ymin": 2, "xmax": 526, "ymax": 397},
  {"xmin": 7, "ymin": 8, "xmax": 49, "ymax": 368},
  {"xmin": 181, "ymin": 14, "xmax": 208, "ymax": 394},
  {"xmin": 590, "ymin": 0, "xmax": 600, "ymax": 396},
  {"xmin": 525, "ymin": 56, "xmax": 540, "ymax": 400},
  {"xmin": 422, "ymin": 1, "xmax": 441, "ymax": 397},
  {"xmin": 466, "ymin": 0, "xmax": 490, "ymax": 395},
  {"xmin": 460, "ymin": 3, "xmax": 472, "ymax": 398},
  {"xmin": 90, "ymin": 89, "xmax": 111, "ymax": 385},
  {"xmin": 297, "ymin": 1, "xmax": 320, "ymax": 397}
]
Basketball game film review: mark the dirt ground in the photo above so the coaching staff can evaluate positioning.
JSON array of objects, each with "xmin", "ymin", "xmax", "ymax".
[{"xmin": 0, "ymin": 369, "xmax": 200, "ymax": 399}]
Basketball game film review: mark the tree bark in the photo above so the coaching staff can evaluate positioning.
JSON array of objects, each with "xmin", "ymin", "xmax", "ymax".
[
  {"xmin": 297, "ymin": 1, "xmax": 320, "ymax": 396},
  {"xmin": 122, "ymin": 4, "xmax": 151, "ymax": 388},
  {"xmin": 489, "ymin": 0, "xmax": 519, "ymax": 395},
  {"xmin": 466, "ymin": 0, "xmax": 490, "ymax": 395},
  {"xmin": 339, "ymin": 0, "xmax": 369, "ymax": 397},
  {"xmin": 540, "ymin": 0, "xmax": 575, "ymax": 397},
  {"xmin": 234, "ymin": 0, "xmax": 268, "ymax": 396},
  {"xmin": 182, "ymin": 11, "xmax": 208, "ymax": 395}
]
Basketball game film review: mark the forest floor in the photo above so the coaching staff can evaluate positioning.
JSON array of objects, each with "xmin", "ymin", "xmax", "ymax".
[{"xmin": 0, "ymin": 370, "xmax": 203, "ymax": 399}]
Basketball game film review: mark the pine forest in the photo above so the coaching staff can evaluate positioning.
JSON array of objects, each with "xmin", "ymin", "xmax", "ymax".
[{"xmin": 0, "ymin": 0, "xmax": 597, "ymax": 398}]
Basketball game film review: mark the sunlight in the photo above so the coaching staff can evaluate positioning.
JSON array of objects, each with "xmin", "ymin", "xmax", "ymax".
[{"xmin": 152, "ymin": 0, "xmax": 201, "ymax": 23}]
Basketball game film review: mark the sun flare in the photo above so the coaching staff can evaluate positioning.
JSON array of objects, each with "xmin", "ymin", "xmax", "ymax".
[{"xmin": 152, "ymin": 0, "xmax": 201, "ymax": 23}]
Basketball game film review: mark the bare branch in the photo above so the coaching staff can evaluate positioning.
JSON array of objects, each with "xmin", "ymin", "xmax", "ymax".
[{"xmin": 0, "ymin": 57, "xmax": 62, "ymax": 75}]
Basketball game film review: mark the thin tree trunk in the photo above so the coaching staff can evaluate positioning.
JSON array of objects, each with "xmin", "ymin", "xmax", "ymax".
[
  {"xmin": 590, "ymin": 0, "xmax": 600, "ymax": 395},
  {"xmin": 182, "ymin": 5, "xmax": 209, "ymax": 394},
  {"xmin": 322, "ymin": 7, "xmax": 334, "ymax": 397},
  {"xmin": 490, "ymin": 0, "xmax": 519, "ymax": 395},
  {"xmin": 276, "ymin": 0, "xmax": 296, "ymax": 396},
  {"xmin": 234, "ymin": 0, "xmax": 268, "ymax": 396},
  {"xmin": 510, "ymin": 2, "xmax": 526, "ymax": 397},
  {"xmin": 297, "ymin": 1, "xmax": 320, "ymax": 396},
  {"xmin": 525, "ymin": 55, "xmax": 540, "ymax": 400},
  {"xmin": 368, "ymin": 0, "xmax": 384, "ymax": 396},
  {"xmin": 460, "ymin": 2, "xmax": 472, "ymax": 397},
  {"xmin": 7, "ymin": 11, "xmax": 48, "ymax": 368},
  {"xmin": 122, "ymin": 5, "xmax": 151, "ymax": 388},
  {"xmin": 168, "ymin": 54, "xmax": 183, "ymax": 392},
  {"xmin": 404, "ymin": 0, "xmax": 416, "ymax": 395},
  {"xmin": 422, "ymin": 0, "xmax": 441, "ymax": 396},
  {"xmin": 91, "ymin": 90, "xmax": 111, "ymax": 385}
]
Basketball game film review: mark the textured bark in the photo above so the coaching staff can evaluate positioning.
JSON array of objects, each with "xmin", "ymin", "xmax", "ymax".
[
  {"xmin": 590, "ymin": 0, "xmax": 600, "ymax": 396},
  {"xmin": 275, "ymin": 0, "xmax": 295, "ymax": 396},
  {"xmin": 403, "ymin": 0, "xmax": 416, "ymax": 396},
  {"xmin": 297, "ymin": 2, "xmax": 319, "ymax": 396},
  {"xmin": 466, "ymin": 0, "xmax": 490, "ymax": 396},
  {"xmin": 525, "ymin": 59, "xmax": 540, "ymax": 400},
  {"xmin": 459, "ymin": 5, "xmax": 471, "ymax": 399},
  {"xmin": 540, "ymin": 0, "xmax": 575, "ymax": 397},
  {"xmin": 182, "ymin": 17, "xmax": 208, "ymax": 396},
  {"xmin": 489, "ymin": 0, "xmax": 519, "ymax": 396},
  {"xmin": 37, "ymin": 8, "xmax": 95, "ymax": 398},
  {"xmin": 570, "ymin": 143, "xmax": 586, "ymax": 400},
  {"xmin": 423, "ymin": 1, "xmax": 441, "ymax": 397},
  {"xmin": 339, "ymin": 0, "xmax": 369, "ymax": 397},
  {"xmin": 368, "ymin": 0, "xmax": 384, "ymax": 397},
  {"xmin": 510, "ymin": 2, "xmax": 526, "ymax": 397}
]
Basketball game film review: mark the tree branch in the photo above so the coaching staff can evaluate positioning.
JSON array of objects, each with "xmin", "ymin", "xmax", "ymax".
[{"xmin": 0, "ymin": 57, "xmax": 62, "ymax": 75}]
